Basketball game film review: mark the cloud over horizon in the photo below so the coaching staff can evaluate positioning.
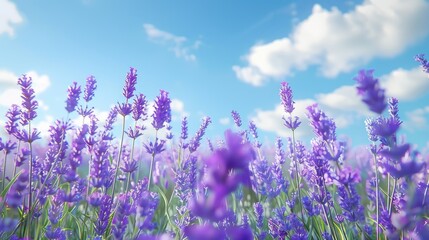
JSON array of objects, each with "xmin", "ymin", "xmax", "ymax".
[
  {"xmin": 144, "ymin": 23, "xmax": 201, "ymax": 62},
  {"xmin": 233, "ymin": 0, "xmax": 429, "ymax": 86}
]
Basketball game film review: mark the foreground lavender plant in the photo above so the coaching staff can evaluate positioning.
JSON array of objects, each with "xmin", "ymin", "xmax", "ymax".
[{"xmin": 0, "ymin": 58, "xmax": 428, "ymax": 239}]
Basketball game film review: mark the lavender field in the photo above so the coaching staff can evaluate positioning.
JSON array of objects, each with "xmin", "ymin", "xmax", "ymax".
[{"xmin": 0, "ymin": 55, "xmax": 427, "ymax": 239}]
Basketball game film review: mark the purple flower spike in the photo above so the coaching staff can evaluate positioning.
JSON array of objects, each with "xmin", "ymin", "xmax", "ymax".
[
  {"xmin": 5, "ymin": 104, "xmax": 21, "ymax": 135},
  {"xmin": 112, "ymin": 194, "xmax": 134, "ymax": 240},
  {"xmin": 231, "ymin": 110, "xmax": 242, "ymax": 127},
  {"xmin": 188, "ymin": 117, "xmax": 211, "ymax": 153},
  {"xmin": 15, "ymin": 128, "xmax": 41, "ymax": 143},
  {"xmin": 185, "ymin": 225, "xmax": 227, "ymax": 240},
  {"xmin": 122, "ymin": 67, "xmax": 138, "ymax": 100},
  {"xmin": 83, "ymin": 75, "xmax": 97, "ymax": 102},
  {"xmin": 280, "ymin": 82, "xmax": 295, "ymax": 114},
  {"xmin": 181, "ymin": 117, "xmax": 188, "ymax": 141},
  {"xmin": 415, "ymin": 54, "xmax": 429, "ymax": 73},
  {"xmin": 132, "ymin": 93, "xmax": 148, "ymax": 121},
  {"xmin": 354, "ymin": 69, "xmax": 386, "ymax": 114},
  {"xmin": 151, "ymin": 90, "xmax": 171, "ymax": 130},
  {"xmin": 7, "ymin": 170, "xmax": 29, "ymax": 208},
  {"xmin": 306, "ymin": 104, "xmax": 336, "ymax": 142},
  {"xmin": 65, "ymin": 82, "xmax": 81, "ymax": 113},
  {"xmin": 95, "ymin": 194, "xmax": 113, "ymax": 235},
  {"xmin": 18, "ymin": 74, "xmax": 38, "ymax": 125},
  {"xmin": 366, "ymin": 116, "xmax": 401, "ymax": 141}
]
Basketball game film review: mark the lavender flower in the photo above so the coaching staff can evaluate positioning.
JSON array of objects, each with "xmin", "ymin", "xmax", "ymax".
[
  {"xmin": 112, "ymin": 194, "xmax": 134, "ymax": 240},
  {"xmin": 15, "ymin": 148, "xmax": 31, "ymax": 167},
  {"xmin": 45, "ymin": 225, "xmax": 66, "ymax": 240},
  {"xmin": 354, "ymin": 69, "xmax": 386, "ymax": 114},
  {"xmin": 280, "ymin": 82, "xmax": 295, "ymax": 114},
  {"xmin": 254, "ymin": 202, "xmax": 267, "ymax": 239},
  {"xmin": 83, "ymin": 75, "xmax": 97, "ymax": 102},
  {"xmin": 7, "ymin": 170, "xmax": 29, "ymax": 208},
  {"xmin": 94, "ymin": 194, "xmax": 113, "ymax": 235},
  {"xmin": 283, "ymin": 116, "xmax": 301, "ymax": 131},
  {"xmin": 18, "ymin": 74, "xmax": 38, "ymax": 125},
  {"xmin": 90, "ymin": 141, "xmax": 111, "ymax": 188},
  {"xmin": 190, "ymin": 130, "xmax": 253, "ymax": 222},
  {"xmin": 5, "ymin": 104, "xmax": 20, "ymax": 135},
  {"xmin": 122, "ymin": 67, "xmax": 138, "ymax": 100},
  {"xmin": 65, "ymin": 82, "xmax": 81, "ymax": 113},
  {"xmin": 0, "ymin": 218, "xmax": 18, "ymax": 234},
  {"xmin": 144, "ymin": 139, "xmax": 166, "ymax": 155},
  {"xmin": 136, "ymin": 191, "xmax": 159, "ymax": 231},
  {"xmin": 338, "ymin": 185, "xmax": 364, "ymax": 222},
  {"xmin": 69, "ymin": 125, "xmax": 88, "ymax": 169},
  {"xmin": 415, "ymin": 54, "xmax": 429, "ymax": 73},
  {"xmin": 151, "ymin": 90, "xmax": 171, "ymax": 130},
  {"xmin": 102, "ymin": 107, "xmax": 118, "ymax": 140},
  {"xmin": 132, "ymin": 93, "xmax": 148, "ymax": 121},
  {"xmin": 365, "ymin": 116, "xmax": 401, "ymax": 144},
  {"xmin": 2, "ymin": 140, "xmax": 17, "ymax": 155},
  {"xmin": 231, "ymin": 110, "xmax": 242, "ymax": 127},
  {"xmin": 188, "ymin": 116, "xmax": 211, "ymax": 153},
  {"xmin": 15, "ymin": 128, "xmax": 40, "ymax": 143},
  {"xmin": 48, "ymin": 191, "xmax": 64, "ymax": 225},
  {"xmin": 306, "ymin": 104, "xmax": 336, "ymax": 142},
  {"xmin": 302, "ymin": 196, "xmax": 319, "ymax": 216},
  {"xmin": 116, "ymin": 102, "xmax": 132, "ymax": 117}
]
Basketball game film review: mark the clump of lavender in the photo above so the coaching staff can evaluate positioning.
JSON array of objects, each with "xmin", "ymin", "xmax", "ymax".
[
  {"xmin": 94, "ymin": 194, "xmax": 113, "ymax": 236},
  {"xmin": 65, "ymin": 82, "xmax": 81, "ymax": 114},
  {"xmin": 185, "ymin": 130, "xmax": 253, "ymax": 239}
]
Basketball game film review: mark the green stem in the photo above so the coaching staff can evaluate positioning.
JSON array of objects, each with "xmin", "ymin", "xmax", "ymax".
[
  {"xmin": 111, "ymin": 113, "xmax": 127, "ymax": 199},
  {"xmin": 388, "ymin": 179, "xmax": 397, "ymax": 216},
  {"xmin": 372, "ymin": 148, "xmax": 380, "ymax": 240},
  {"xmin": 26, "ymin": 122, "xmax": 33, "ymax": 238},
  {"xmin": 126, "ymin": 136, "xmax": 137, "ymax": 192},
  {"xmin": 2, "ymin": 152, "xmax": 8, "ymax": 191},
  {"xmin": 147, "ymin": 131, "xmax": 158, "ymax": 191}
]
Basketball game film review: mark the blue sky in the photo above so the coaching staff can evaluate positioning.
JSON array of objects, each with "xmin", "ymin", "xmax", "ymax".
[{"xmin": 1, "ymin": 0, "xmax": 429, "ymax": 148}]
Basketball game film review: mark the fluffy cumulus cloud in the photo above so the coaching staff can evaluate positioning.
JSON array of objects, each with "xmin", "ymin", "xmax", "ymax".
[
  {"xmin": 252, "ymin": 99, "xmax": 315, "ymax": 139},
  {"xmin": 316, "ymin": 85, "xmax": 371, "ymax": 116},
  {"xmin": 405, "ymin": 106, "xmax": 429, "ymax": 130},
  {"xmin": 233, "ymin": 0, "xmax": 429, "ymax": 86},
  {"xmin": 0, "ymin": 70, "xmax": 51, "ymax": 109},
  {"xmin": 219, "ymin": 117, "xmax": 230, "ymax": 126},
  {"xmin": 143, "ymin": 23, "xmax": 200, "ymax": 62},
  {"xmin": 0, "ymin": 0, "xmax": 23, "ymax": 36},
  {"xmin": 381, "ymin": 67, "xmax": 429, "ymax": 101},
  {"xmin": 171, "ymin": 98, "xmax": 188, "ymax": 119}
]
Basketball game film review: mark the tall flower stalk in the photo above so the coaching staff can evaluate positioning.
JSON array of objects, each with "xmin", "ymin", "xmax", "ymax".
[
  {"xmin": 112, "ymin": 67, "xmax": 137, "ymax": 198},
  {"xmin": 146, "ymin": 90, "xmax": 171, "ymax": 191}
]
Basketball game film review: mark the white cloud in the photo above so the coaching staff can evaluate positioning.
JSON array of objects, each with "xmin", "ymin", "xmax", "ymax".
[
  {"xmin": 143, "ymin": 23, "xmax": 200, "ymax": 62},
  {"xmin": 404, "ymin": 106, "xmax": 429, "ymax": 130},
  {"xmin": 0, "ymin": 70, "xmax": 51, "ymax": 109},
  {"xmin": 219, "ymin": 117, "xmax": 230, "ymax": 125},
  {"xmin": 171, "ymin": 98, "xmax": 188, "ymax": 119},
  {"xmin": 33, "ymin": 115, "xmax": 54, "ymax": 139},
  {"xmin": 381, "ymin": 67, "xmax": 429, "ymax": 101},
  {"xmin": 0, "ymin": 0, "xmax": 23, "ymax": 37},
  {"xmin": 316, "ymin": 85, "xmax": 371, "ymax": 116},
  {"xmin": 233, "ymin": 0, "xmax": 429, "ymax": 85},
  {"xmin": 252, "ymin": 99, "xmax": 315, "ymax": 139}
]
